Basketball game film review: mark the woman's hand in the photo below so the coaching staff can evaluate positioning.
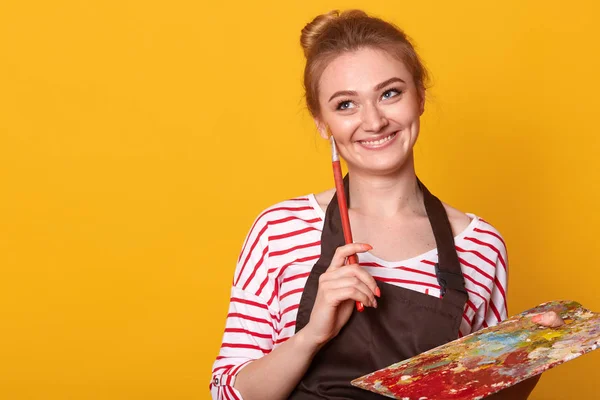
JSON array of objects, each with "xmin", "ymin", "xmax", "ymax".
[
  {"xmin": 531, "ymin": 311, "xmax": 565, "ymax": 327},
  {"xmin": 302, "ymin": 243, "xmax": 379, "ymax": 346}
]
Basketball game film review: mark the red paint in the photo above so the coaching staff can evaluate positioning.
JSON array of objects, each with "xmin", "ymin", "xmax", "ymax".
[
  {"xmin": 362, "ymin": 360, "xmax": 514, "ymax": 398},
  {"xmin": 503, "ymin": 349, "xmax": 529, "ymax": 366}
]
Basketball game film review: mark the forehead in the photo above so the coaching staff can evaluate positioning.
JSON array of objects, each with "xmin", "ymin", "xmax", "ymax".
[{"xmin": 318, "ymin": 47, "xmax": 413, "ymax": 96}]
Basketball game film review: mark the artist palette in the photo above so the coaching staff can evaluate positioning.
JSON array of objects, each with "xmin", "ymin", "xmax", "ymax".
[{"xmin": 351, "ymin": 300, "xmax": 600, "ymax": 399}]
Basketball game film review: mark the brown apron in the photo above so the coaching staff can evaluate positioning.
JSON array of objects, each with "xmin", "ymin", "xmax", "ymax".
[{"xmin": 289, "ymin": 176, "xmax": 468, "ymax": 399}]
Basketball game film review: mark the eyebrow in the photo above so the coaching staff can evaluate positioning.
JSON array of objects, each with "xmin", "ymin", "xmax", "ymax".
[{"xmin": 327, "ymin": 77, "xmax": 406, "ymax": 102}]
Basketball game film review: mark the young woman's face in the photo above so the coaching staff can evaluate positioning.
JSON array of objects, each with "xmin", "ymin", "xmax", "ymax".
[{"xmin": 316, "ymin": 47, "xmax": 424, "ymax": 176}]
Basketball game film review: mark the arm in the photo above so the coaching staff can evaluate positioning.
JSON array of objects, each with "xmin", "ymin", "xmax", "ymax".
[
  {"xmin": 210, "ymin": 213, "xmax": 280, "ymax": 400},
  {"xmin": 233, "ymin": 327, "xmax": 322, "ymax": 400},
  {"xmin": 209, "ymin": 287, "xmax": 278, "ymax": 400},
  {"xmin": 233, "ymin": 243, "xmax": 378, "ymax": 400},
  {"xmin": 211, "ymin": 237, "xmax": 378, "ymax": 400}
]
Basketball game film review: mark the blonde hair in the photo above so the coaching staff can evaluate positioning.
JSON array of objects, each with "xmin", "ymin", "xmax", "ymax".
[{"xmin": 300, "ymin": 9, "xmax": 429, "ymax": 119}]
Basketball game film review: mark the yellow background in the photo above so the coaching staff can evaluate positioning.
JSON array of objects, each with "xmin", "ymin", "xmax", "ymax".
[{"xmin": 1, "ymin": 0, "xmax": 598, "ymax": 399}]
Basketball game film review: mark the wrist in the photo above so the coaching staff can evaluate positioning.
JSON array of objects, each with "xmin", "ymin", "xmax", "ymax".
[{"xmin": 295, "ymin": 325, "xmax": 327, "ymax": 354}]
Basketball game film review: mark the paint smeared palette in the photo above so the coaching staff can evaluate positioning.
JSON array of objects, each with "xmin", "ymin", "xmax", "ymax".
[{"xmin": 351, "ymin": 300, "xmax": 600, "ymax": 399}]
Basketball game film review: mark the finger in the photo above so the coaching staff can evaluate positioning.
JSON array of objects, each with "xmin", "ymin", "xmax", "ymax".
[
  {"xmin": 531, "ymin": 311, "xmax": 565, "ymax": 327},
  {"xmin": 325, "ymin": 286, "xmax": 374, "ymax": 308},
  {"xmin": 329, "ymin": 243, "xmax": 372, "ymax": 271},
  {"xmin": 322, "ymin": 276, "xmax": 376, "ymax": 307},
  {"xmin": 327, "ymin": 264, "xmax": 380, "ymax": 297}
]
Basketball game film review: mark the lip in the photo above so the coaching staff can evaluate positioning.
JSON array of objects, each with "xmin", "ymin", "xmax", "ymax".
[{"xmin": 356, "ymin": 131, "xmax": 398, "ymax": 150}]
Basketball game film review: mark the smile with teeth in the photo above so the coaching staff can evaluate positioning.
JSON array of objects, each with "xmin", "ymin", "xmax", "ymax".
[{"xmin": 358, "ymin": 132, "xmax": 397, "ymax": 146}]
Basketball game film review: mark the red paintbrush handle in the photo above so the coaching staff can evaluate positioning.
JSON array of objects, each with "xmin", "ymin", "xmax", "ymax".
[
  {"xmin": 332, "ymin": 160, "xmax": 364, "ymax": 312},
  {"xmin": 332, "ymin": 161, "xmax": 355, "ymax": 248}
]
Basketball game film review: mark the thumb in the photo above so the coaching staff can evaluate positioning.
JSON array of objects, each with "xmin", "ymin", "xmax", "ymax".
[{"xmin": 531, "ymin": 311, "xmax": 564, "ymax": 327}]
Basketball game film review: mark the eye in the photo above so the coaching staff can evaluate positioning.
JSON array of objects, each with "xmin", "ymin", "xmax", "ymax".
[
  {"xmin": 336, "ymin": 100, "xmax": 354, "ymax": 111},
  {"xmin": 381, "ymin": 88, "xmax": 402, "ymax": 100}
]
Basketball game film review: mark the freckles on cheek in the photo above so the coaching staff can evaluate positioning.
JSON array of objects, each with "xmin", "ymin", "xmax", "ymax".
[
  {"xmin": 331, "ymin": 117, "xmax": 360, "ymax": 139},
  {"xmin": 341, "ymin": 118, "xmax": 357, "ymax": 131}
]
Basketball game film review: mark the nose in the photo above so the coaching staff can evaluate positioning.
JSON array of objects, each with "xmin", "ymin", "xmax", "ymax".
[{"xmin": 361, "ymin": 102, "xmax": 388, "ymax": 132}]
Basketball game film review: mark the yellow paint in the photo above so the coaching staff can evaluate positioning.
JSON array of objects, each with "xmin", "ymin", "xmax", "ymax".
[
  {"xmin": 1, "ymin": 1, "xmax": 599, "ymax": 399},
  {"xmin": 541, "ymin": 331, "xmax": 564, "ymax": 341}
]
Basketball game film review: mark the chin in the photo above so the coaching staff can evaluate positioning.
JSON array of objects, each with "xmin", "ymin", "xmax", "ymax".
[{"xmin": 360, "ymin": 151, "xmax": 413, "ymax": 173}]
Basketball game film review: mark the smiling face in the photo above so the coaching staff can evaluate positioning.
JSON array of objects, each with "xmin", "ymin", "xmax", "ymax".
[{"xmin": 316, "ymin": 47, "xmax": 425, "ymax": 176}]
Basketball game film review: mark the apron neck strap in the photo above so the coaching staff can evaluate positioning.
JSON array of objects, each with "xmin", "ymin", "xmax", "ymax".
[{"xmin": 418, "ymin": 179, "xmax": 467, "ymax": 297}]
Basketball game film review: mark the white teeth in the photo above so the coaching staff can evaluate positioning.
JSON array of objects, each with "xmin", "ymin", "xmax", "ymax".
[{"xmin": 361, "ymin": 132, "xmax": 396, "ymax": 145}]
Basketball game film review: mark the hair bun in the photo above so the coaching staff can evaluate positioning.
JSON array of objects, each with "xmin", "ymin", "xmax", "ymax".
[
  {"xmin": 300, "ymin": 10, "xmax": 370, "ymax": 57},
  {"xmin": 300, "ymin": 10, "xmax": 339, "ymax": 57}
]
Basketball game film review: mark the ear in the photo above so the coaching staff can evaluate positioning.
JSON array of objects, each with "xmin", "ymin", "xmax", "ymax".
[
  {"xmin": 418, "ymin": 89, "xmax": 426, "ymax": 116},
  {"xmin": 314, "ymin": 119, "xmax": 330, "ymax": 140}
]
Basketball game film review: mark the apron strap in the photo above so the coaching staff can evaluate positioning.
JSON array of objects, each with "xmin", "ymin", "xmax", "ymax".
[{"xmin": 419, "ymin": 180, "xmax": 468, "ymax": 299}]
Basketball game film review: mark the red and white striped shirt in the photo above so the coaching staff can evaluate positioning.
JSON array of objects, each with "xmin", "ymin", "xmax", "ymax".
[{"xmin": 210, "ymin": 195, "xmax": 508, "ymax": 400}]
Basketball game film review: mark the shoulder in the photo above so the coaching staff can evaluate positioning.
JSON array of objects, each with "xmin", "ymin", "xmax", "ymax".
[
  {"xmin": 452, "ymin": 209, "xmax": 508, "ymax": 267},
  {"xmin": 464, "ymin": 212, "xmax": 506, "ymax": 252},
  {"xmin": 238, "ymin": 196, "xmax": 322, "ymax": 251},
  {"xmin": 314, "ymin": 188, "xmax": 336, "ymax": 213},
  {"xmin": 440, "ymin": 201, "xmax": 507, "ymax": 258},
  {"xmin": 249, "ymin": 196, "xmax": 322, "ymax": 228},
  {"xmin": 441, "ymin": 201, "xmax": 473, "ymax": 237},
  {"xmin": 233, "ymin": 196, "xmax": 322, "ymax": 303}
]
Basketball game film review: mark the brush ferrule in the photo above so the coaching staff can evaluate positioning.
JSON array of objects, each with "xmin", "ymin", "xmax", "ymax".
[{"xmin": 330, "ymin": 136, "xmax": 340, "ymax": 162}]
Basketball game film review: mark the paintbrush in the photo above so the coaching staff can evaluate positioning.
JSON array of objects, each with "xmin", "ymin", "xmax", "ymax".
[{"xmin": 330, "ymin": 136, "xmax": 364, "ymax": 312}]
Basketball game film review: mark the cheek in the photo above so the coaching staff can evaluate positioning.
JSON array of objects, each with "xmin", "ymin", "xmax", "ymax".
[
  {"xmin": 389, "ymin": 103, "xmax": 421, "ymax": 126},
  {"xmin": 325, "ymin": 114, "xmax": 361, "ymax": 139},
  {"xmin": 339, "ymin": 116, "xmax": 360, "ymax": 131}
]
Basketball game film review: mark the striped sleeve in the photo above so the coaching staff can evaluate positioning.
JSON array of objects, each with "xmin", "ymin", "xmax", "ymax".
[
  {"xmin": 210, "ymin": 212, "xmax": 278, "ymax": 400},
  {"xmin": 470, "ymin": 220, "xmax": 509, "ymax": 332}
]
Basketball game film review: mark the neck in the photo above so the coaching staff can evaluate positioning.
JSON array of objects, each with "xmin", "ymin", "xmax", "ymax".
[{"xmin": 346, "ymin": 154, "xmax": 423, "ymax": 218}]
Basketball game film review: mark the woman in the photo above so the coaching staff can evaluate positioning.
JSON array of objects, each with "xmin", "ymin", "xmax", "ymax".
[{"xmin": 210, "ymin": 9, "xmax": 562, "ymax": 400}]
